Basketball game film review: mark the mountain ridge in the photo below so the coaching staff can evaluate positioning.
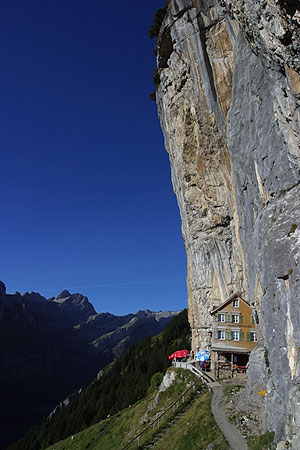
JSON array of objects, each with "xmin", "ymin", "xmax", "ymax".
[{"xmin": 0, "ymin": 280, "xmax": 179, "ymax": 450}]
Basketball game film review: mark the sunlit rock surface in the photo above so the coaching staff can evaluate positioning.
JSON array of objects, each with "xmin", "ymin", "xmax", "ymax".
[{"xmin": 156, "ymin": 0, "xmax": 300, "ymax": 447}]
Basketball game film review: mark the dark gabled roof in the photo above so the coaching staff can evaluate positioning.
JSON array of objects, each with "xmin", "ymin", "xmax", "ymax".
[{"xmin": 210, "ymin": 293, "xmax": 250, "ymax": 315}]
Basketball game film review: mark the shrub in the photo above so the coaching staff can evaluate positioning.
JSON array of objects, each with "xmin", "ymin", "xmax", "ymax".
[
  {"xmin": 247, "ymin": 431, "xmax": 275, "ymax": 450},
  {"xmin": 153, "ymin": 67, "xmax": 160, "ymax": 89},
  {"xmin": 264, "ymin": 347, "xmax": 270, "ymax": 368},
  {"xmin": 148, "ymin": 3, "xmax": 168, "ymax": 97},
  {"xmin": 288, "ymin": 223, "xmax": 297, "ymax": 237},
  {"xmin": 148, "ymin": 5, "xmax": 168, "ymax": 40},
  {"xmin": 151, "ymin": 372, "xmax": 164, "ymax": 389}
]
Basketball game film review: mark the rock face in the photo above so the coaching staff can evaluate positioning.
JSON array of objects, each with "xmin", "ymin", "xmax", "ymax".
[
  {"xmin": 155, "ymin": 0, "xmax": 300, "ymax": 447},
  {"xmin": 0, "ymin": 281, "xmax": 178, "ymax": 449}
]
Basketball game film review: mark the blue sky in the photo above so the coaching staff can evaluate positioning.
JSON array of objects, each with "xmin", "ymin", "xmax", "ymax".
[{"xmin": 0, "ymin": 0, "xmax": 187, "ymax": 315}]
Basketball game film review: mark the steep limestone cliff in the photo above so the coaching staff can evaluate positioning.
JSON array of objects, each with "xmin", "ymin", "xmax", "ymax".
[{"xmin": 155, "ymin": 0, "xmax": 300, "ymax": 447}]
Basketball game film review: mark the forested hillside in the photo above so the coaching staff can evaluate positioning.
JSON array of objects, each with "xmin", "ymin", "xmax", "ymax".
[{"xmin": 9, "ymin": 309, "xmax": 191, "ymax": 450}]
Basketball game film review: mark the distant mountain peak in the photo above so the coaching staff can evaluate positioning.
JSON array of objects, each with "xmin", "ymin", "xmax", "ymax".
[
  {"xmin": 49, "ymin": 290, "xmax": 97, "ymax": 324},
  {"xmin": 56, "ymin": 289, "xmax": 71, "ymax": 300},
  {"xmin": 22, "ymin": 291, "xmax": 47, "ymax": 303},
  {"xmin": 135, "ymin": 309, "xmax": 181, "ymax": 321}
]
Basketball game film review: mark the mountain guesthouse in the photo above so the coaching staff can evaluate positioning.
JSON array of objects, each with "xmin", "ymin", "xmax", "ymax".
[{"xmin": 210, "ymin": 293, "xmax": 258, "ymax": 378}]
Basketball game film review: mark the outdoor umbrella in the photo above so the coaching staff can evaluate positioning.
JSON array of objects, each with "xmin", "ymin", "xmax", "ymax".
[
  {"xmin": 196, "ymin": 350, "xmax": 210, "ymax": 362},
  {"xmin": 168, "ymin": 350, "xmax": 189, "ymax": 360}
]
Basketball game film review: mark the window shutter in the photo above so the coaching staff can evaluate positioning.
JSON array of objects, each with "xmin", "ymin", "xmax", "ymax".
[
  {"xmin": 239, "ymin": 314, "xmax": 243, "ymax": 324},
  {"xmin": 251, "ymin": 315, "xmax": 255, "ymax": 324},
  {"xmin": 226, "ymin": 313, "xmax": 231, "ymax": 323},
  {"xmin": 240, "ymin": 331, "xmax": 244, "ymax": 341},
  {"xmin": 215, "ymin": 314, "xmax": 218, "ymax": 322},
  {"xmin": 215, "ymin": 330, "xmax": 219, "ymax": 339},
  {"xmin": 226, "ymin": 330, "xmax": 231, "ymax": 340},
  {"xmin": 247, "ymin": 332, "xmax": 251, "ymax": 342}
]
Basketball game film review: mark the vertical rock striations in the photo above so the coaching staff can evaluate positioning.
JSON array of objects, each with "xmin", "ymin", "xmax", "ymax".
[{"xmin": 155, "ymin": 0, "xmax": 300, "ymax": 447}]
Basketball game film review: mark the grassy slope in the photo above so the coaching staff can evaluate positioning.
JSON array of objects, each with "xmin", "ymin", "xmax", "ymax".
[
  {"xmin": 46, "ymin": 368, "xmax": 229, "ymax": 450},
  {"xmin": 154, "ymin": 392, "xmax": 229, "ymax": 450}
]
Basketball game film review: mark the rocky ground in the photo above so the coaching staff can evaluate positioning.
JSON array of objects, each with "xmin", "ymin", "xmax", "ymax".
[{"xmin": 219, "ymin": 375, "xmax": 273, "ymax": 446}]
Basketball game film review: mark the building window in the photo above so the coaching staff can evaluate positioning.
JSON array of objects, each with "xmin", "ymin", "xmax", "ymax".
[
  {"xmin": 232, "ymin": 314, "xmax": 239, "ymax": 323},
  {"xmin": 218, "ymin": 330, "xmax": 225, "ymax": 340},
  {"xmin": 232, "ymin": 298, "xmax": 239, "ymax": 308},
  {"xmin": 218, "ymin": 313, "xmax": 225, "ymax": 322},
  {"xmin": 250, "ymin": 331, "xmax": 257, "ymax": 342},
  {"xmin": 231, "ymin": 330, "xmax": 240, "ymax": 341}
]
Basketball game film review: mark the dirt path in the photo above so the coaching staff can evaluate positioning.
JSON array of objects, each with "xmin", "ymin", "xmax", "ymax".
[{"xmin": 210, "ymin": 385, "xmax": 248, "ymax": 450}]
